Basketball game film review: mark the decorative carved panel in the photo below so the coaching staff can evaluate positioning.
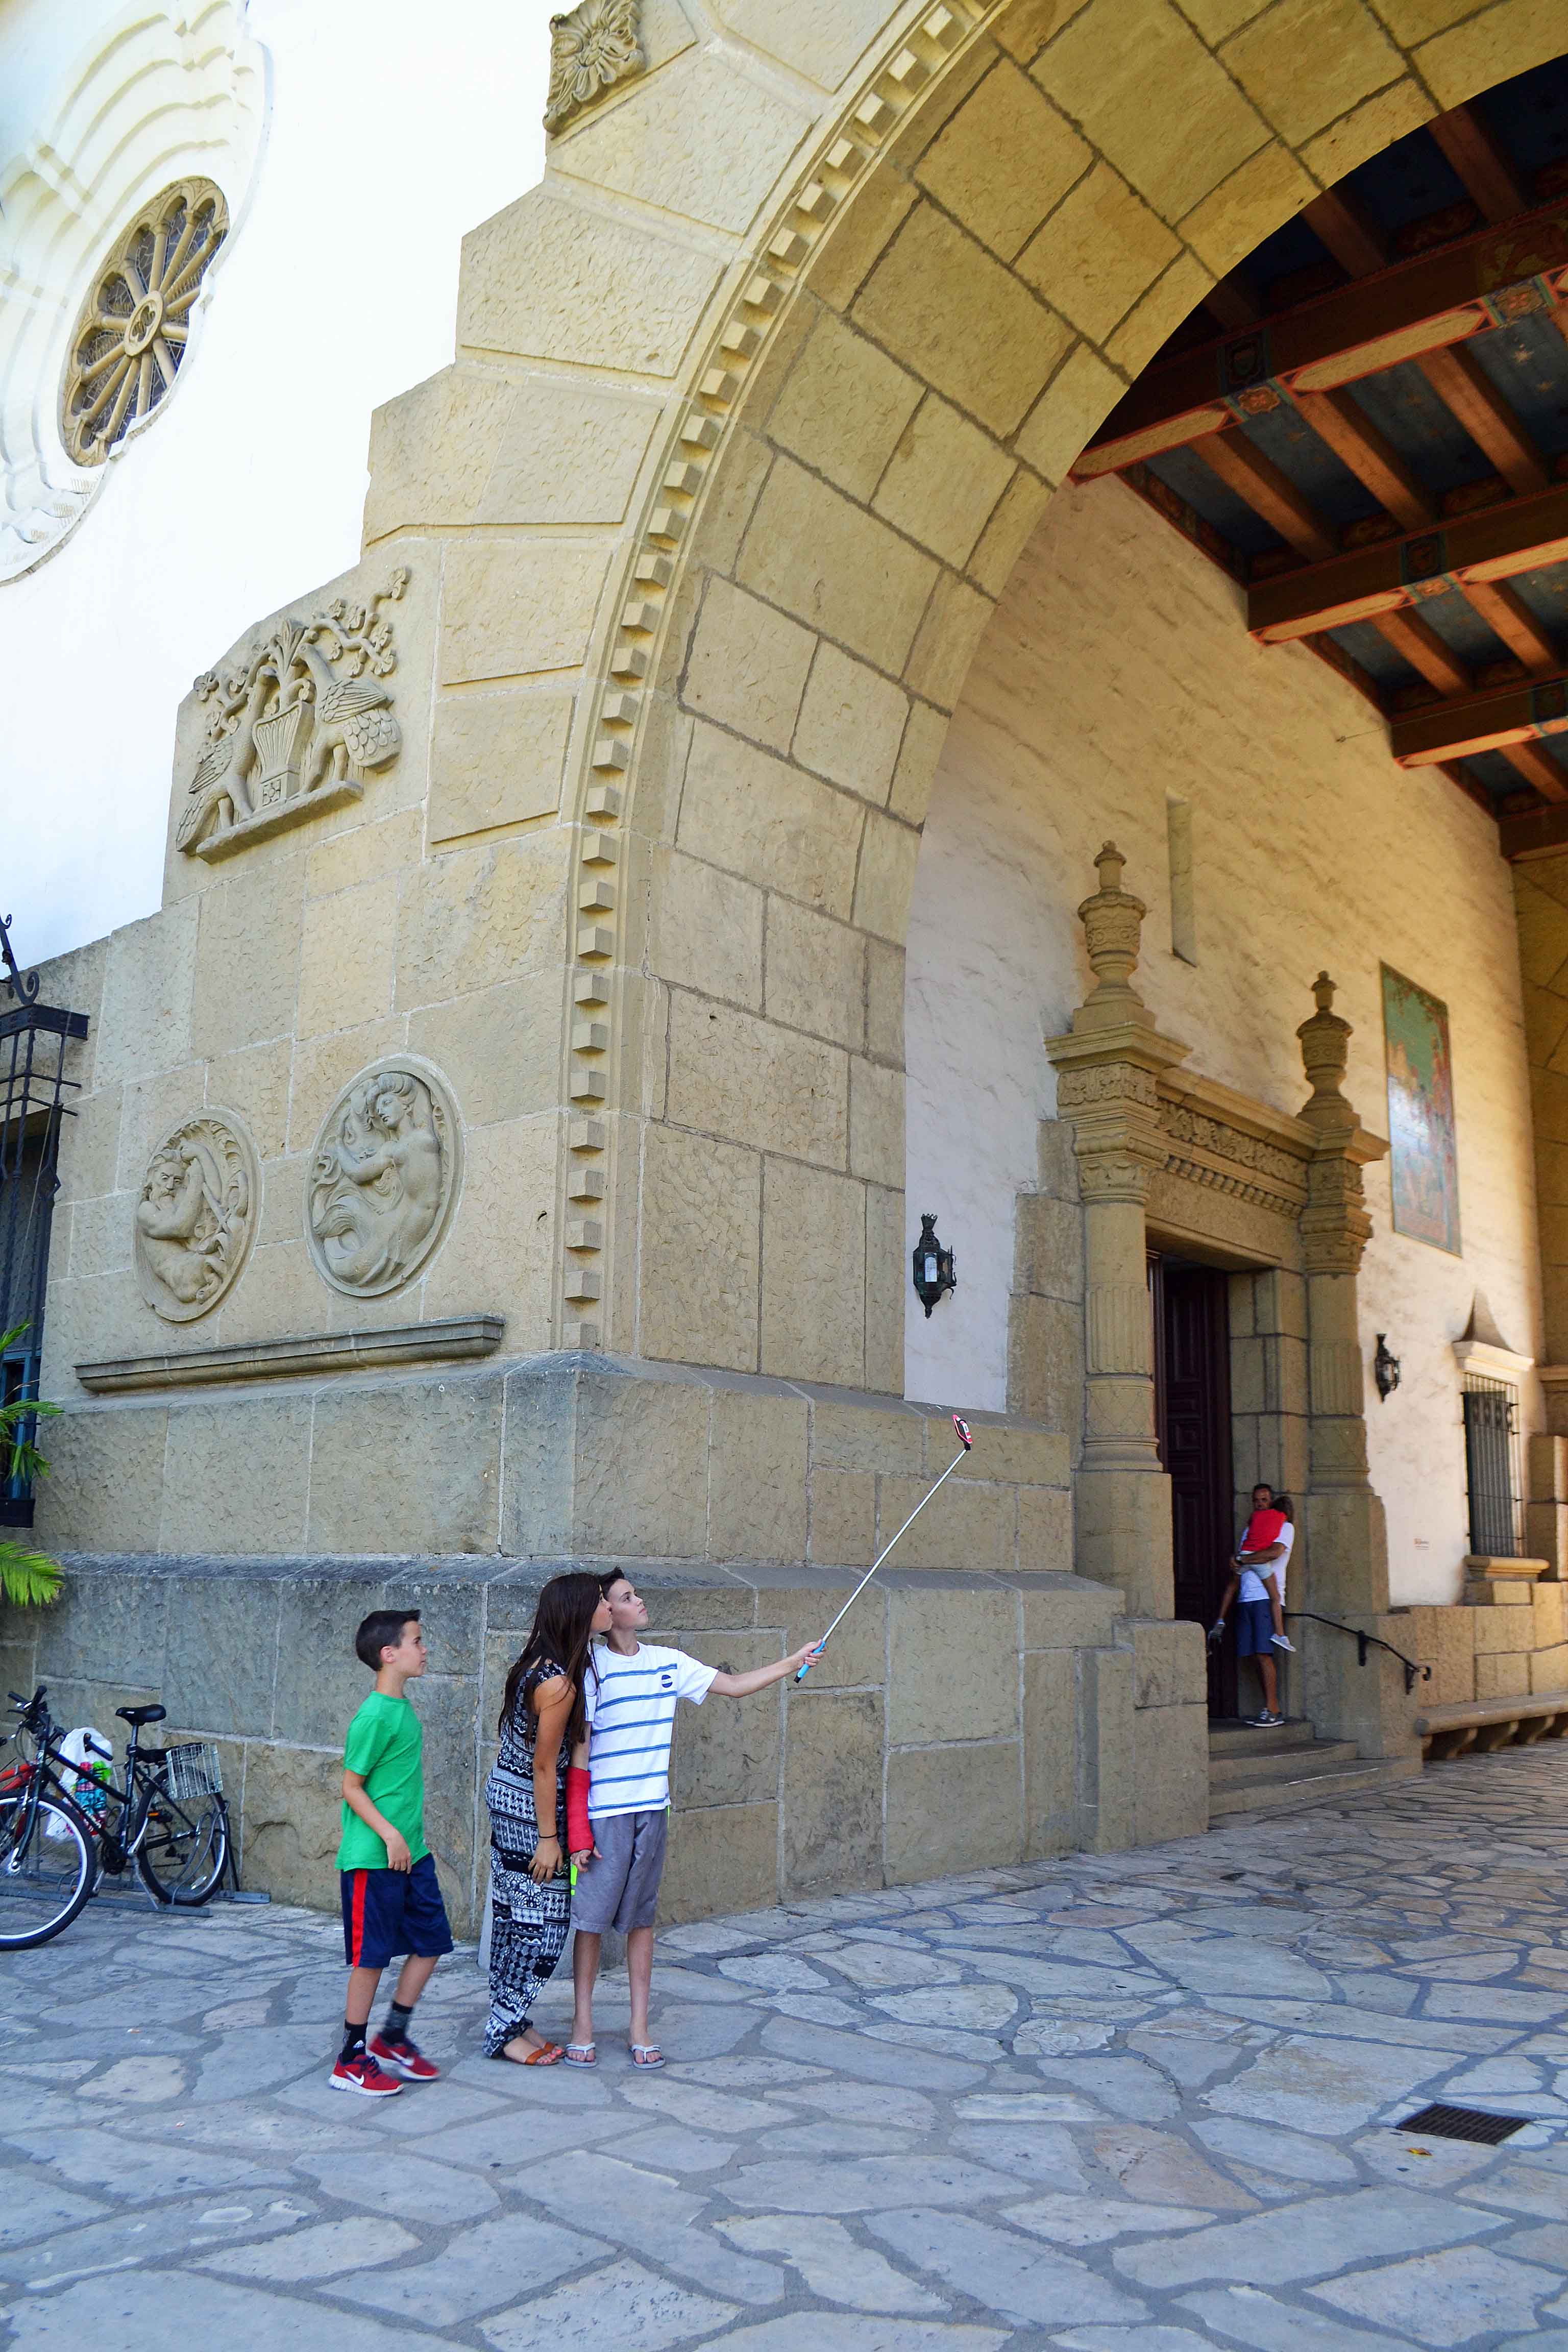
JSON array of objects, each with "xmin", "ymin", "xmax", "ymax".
[
  {"xmin": 134, "ymin": 1114, "xmax": 258, "ymax": 1322},
  {"xmin": 59, "ymin": 180, "xmax": 228, "ymax": 467},
  {"xmin": 545, "ymin": 0, "xmax": 643, "ymax": 129},
  {"xmin": 306, "ymin": 1058, "xmax": 462, "ymax": 1298},
  {"xmin": 176, "ymin": 572, "xmax": 408, "ymax": 860}
]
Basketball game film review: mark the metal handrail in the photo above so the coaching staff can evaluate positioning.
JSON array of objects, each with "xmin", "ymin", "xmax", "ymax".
[{"xmin": 1286, "ymin": 1610, "xmax": 1431, "ymax": 1695}]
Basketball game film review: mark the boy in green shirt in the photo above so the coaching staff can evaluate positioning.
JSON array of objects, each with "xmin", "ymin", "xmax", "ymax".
[{"xmin": 332, "ymin": 1609, "xmax": 453, "ymax": 2097}]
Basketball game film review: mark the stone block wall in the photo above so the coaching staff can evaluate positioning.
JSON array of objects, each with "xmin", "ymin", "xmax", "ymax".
[
  {"xmin": 1395, "ymin": 1583, "xmax": 1568, "ymax": 1707},
  {"xmin": 0, "ymin": 1558, "xmax": 1205, "ymax": 1936},
  {"xmin": 33, "ymin": 1353, "xmax": 1072, "ymax": 1576}
]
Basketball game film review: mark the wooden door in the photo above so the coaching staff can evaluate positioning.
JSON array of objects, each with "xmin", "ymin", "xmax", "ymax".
[{"xmin": 1151, "ymin": 1258, "xmax": 1236, "ymax": 1718}]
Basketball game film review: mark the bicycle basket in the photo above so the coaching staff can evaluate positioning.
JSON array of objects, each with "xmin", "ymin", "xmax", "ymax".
[{"xmin": 164, "ymin": 1742, "xmax": 223, "ymax": 1800}]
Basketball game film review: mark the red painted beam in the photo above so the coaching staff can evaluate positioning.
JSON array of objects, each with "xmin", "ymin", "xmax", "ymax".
[
  {"xmin": 1390, "ymin": 670, "xmax": 1568, "ymax": 768},
  {"xmin": 1247, "ymin": 484, "xmax": 1568, "ymax": 644},
  {"xmin": 1071, "ymin": 198, "xmax": 1568, "ymax": 480}
]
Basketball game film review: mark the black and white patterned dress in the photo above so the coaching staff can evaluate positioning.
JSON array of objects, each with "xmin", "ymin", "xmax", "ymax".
[{"xmin": 483, "ymin": 1654, "xmax": 573, "ymax": 2058}]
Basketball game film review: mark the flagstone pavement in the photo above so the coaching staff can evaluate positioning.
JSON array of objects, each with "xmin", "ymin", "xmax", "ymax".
[{"xmin": 4, "ymin": 1746, "xmax": 1568, "ymax": 2351}]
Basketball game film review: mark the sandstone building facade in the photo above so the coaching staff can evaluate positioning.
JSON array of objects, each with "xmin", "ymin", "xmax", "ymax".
[{"xmin": 7, "ymin": 0, "xmax": 1568, "ymax": 1929}]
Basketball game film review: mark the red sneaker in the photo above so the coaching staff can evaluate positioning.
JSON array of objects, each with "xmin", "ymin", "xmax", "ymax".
[
  {"xmin": 330, "ymin": 2050, "xmax": 403, "ymax": 2097},
  {"xmin": 369, "ymin": 2032, "xmax": 440, "ymax": 2082}
]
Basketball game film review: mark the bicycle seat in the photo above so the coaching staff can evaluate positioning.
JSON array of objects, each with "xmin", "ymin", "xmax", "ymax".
[{"xmin": 116, "ymin": 1704, "xmax": 166, "ymax": 1727}]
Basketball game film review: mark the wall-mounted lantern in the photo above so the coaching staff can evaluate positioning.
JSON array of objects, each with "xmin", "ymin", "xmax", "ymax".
[
  {"xmin": 1374, "ymin": 1333, "xmax": 1402, "ymax": 1402},
  {"xmin": 912, "ymin": 1213, "xmax": 956, "ymax": 1319}
]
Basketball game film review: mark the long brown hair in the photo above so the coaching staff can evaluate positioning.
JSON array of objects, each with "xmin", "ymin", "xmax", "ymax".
[{"xmin": 499, "ymin": 1572, "xmax": 602, "ymax": 1745}]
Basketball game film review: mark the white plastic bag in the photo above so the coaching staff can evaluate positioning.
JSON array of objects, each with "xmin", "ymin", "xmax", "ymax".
[{"xmin": 48, "ymin": 1725, "xmax": 111, "ymax": 1839}]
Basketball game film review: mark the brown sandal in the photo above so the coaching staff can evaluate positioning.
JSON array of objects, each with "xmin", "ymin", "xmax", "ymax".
[{"xmin": 496, "ymin": 2036, "xmax": 563, "ymax": 2065}]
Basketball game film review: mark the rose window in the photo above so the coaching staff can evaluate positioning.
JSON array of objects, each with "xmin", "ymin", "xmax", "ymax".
[{"xmin": 59, "ymin": 178, "xmax": 228, "ymax": 467}]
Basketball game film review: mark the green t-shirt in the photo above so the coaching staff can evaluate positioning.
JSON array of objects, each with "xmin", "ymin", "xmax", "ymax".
[{"xmin": 336, "ymin": 1690, "xmax": 428, "ymax": 1872}]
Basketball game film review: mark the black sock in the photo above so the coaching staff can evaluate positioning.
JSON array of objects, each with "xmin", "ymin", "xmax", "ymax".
[
  {"xmin": 340, "ymin": 2019, "xmax": 367, "ymax": 2064},
  {"xmin": 383, "ymin": 1999, "xmax": 415, "ymax": 2046}
]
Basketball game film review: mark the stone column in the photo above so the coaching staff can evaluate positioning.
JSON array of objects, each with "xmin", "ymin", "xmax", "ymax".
[
  {"xmin": 1293, "ymin": 974, "xmax": 1412, "ymax": 1757},
  {"xmin": 1046, "ymin": 844, "xmax": 1189, "ymax": 1619}
]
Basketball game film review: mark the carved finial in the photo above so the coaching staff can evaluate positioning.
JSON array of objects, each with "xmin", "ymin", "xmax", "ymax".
[
  {"xmin": 1073, "ymin": 840, "xmax": 1148, "ymax": 1029},
  {"xmin": 1297, "ymin": 969, "xmax": 1353, "ymax": 1110}
]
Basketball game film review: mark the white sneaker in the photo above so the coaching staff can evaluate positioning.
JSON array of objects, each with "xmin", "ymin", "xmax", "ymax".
[{"xmin": 1271, "ymin": 1632, "xmax": 1295, "ymax": 1652}]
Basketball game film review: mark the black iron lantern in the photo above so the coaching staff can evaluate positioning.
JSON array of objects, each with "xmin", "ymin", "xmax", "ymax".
[
  {"xmin": 912, "ymin": 1213, "xmax": 956, "ymax": 1318},
  {"xmin": 1373, "ymin": 1333, "xmax": 1401, "ymax": 1402}
]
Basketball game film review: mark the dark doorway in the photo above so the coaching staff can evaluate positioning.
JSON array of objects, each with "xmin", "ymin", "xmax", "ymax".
[{"xmin": 1150, "ymin": 1255, "xmax": 1235, "ymax": 1718}]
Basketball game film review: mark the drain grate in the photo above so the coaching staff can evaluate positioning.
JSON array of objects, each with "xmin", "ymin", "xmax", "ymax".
[{"xmin": 1396, "ymin": 2103, "xmax": 1530, "ymax": 2146}]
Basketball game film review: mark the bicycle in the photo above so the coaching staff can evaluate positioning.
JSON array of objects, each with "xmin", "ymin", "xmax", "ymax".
[{"xmin": 0, "ymin": 1684, "xmax": 232, "ymax": 1950}]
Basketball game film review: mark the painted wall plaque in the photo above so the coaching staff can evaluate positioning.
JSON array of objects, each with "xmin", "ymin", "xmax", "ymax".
[{"xmin": 1381, "ymin": 963, "xmax": 1461, "ymax": 1256}]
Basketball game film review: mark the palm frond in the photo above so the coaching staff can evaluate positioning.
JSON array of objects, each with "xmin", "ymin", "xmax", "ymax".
[
  {"xmin": 0, "ymin": 1544, "xmax": 63, "ymax": 1607},
  {"xmin": 6, "ymin": 1439, "xmax": 50, "ymax": 1487}
]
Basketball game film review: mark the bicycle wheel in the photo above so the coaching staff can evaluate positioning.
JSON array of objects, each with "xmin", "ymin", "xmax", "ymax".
[
  {"xmin": 136, "ymin": 1787, "xmax": 229, "ymax": 1905},
  {"xmin": 0, "ymin": 1789, "xmax": 96, "ymax": 1949}
]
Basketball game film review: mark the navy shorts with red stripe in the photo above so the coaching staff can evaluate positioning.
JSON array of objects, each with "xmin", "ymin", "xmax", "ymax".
[{"xmin": 341, "ymin": 1853, "xmax": 454, "ymax": 1969}]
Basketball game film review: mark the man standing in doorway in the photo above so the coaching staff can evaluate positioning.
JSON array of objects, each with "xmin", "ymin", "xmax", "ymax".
[{"xmin": 1210, "ymin": 1483, "xmax": 1294, "ymax": 1727}]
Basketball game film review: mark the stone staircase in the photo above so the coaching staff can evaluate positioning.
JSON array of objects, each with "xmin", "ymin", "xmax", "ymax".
[{"xmin": 1208, "ymin": 1717, "xmax": 1415, "ymax": 1819}]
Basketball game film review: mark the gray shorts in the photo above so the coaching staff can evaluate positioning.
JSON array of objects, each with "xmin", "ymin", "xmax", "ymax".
[{"xmin": 572, "ymin": 1808, "xmax": 668, "ymax": 1934}]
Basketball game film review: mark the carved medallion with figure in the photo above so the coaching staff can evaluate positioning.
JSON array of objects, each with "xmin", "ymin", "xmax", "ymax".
[
  {"xmin": 135, "ymin": 1115, "xmax": 258, "ymax": 1322},
  {"xmin": 307, "ymin": 1059, "xmax": 461, "ymax": 1297},
  {"xmin": 176, "ymin": 570, "xmax": 408, "ymax": 861}
]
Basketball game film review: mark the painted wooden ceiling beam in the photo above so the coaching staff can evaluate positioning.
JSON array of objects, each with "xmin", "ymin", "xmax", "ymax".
[
  {"xmin": 1462, "ymin": 579, "xmax": 1559, "ymax": 672},
  {"xmin": 1501, "ymin": 799, "xmax": 1568, "ymax": 855},
  {"xmin": 1303, "ymin": 187, "xmax": 1387, "ymax": 278},
  {"xmin": 1294, "ymin": 386, "xmax": 1436, "ymax": 528},
  {"xmin": 1071, "ymin": 196, "xmax": 1568, "ymax": 480},
  {"xmin": 1390, "ymin": 668, "xmax": 1568, "ymax": 767},
  {"xmin": 1193, "ymin": 433, "xmax": 1337, "ymax": 561},
  {"xmin": 1499, "ymin": 740, "xmax": 1568, "ymax": 800},
  {"xmin": 1248, "ymin": 482, "xmax": 1568, "ymax": 642},
  {"xmin": 1429, "ymin": 105, "xmax": 1531, "ymax": 227},
  {"xmin": 1415, "ymin": 344, "xmax": 1550, "ymax": 495},
  {"xmin": 1371, "ymin": 609, "xmax": 1472, "ymax": 696}
]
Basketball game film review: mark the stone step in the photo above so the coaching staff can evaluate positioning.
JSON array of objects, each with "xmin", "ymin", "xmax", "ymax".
[
  {"xmin": 1208, "ymin": 1716, "xmax": 1317, "ymax": 1760},
  {"xmin": 1209, "ymin": 1738, "xmax": 1361, "ymax": 1791},
  {"xmin": 1209, "ymin": 1758, "xmax": 1417, "ymax": 1820}
]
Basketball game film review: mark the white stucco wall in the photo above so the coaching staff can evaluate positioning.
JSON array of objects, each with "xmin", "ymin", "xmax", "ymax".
[
  {"xmin": 906, "ymin": 477, "xmax": 1541, "ymax": 1606},
  {"xmin": 0, "ymin": 0, "xmax": 547, "ymax": 965}
]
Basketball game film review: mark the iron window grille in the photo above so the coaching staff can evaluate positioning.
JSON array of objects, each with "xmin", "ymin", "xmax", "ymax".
[
  {"xmin": 1461, "ymin": 1373, "xmax": 1522, "ymax": 1560},
  {"xmin": 0, "ymin": 992, "xmax": 87, "ymax": 1526}
]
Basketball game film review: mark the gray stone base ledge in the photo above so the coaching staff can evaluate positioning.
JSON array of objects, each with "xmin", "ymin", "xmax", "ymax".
[{"xmin": 76, "ymin": 1313, "xmax": 506, "ymax": 1392}]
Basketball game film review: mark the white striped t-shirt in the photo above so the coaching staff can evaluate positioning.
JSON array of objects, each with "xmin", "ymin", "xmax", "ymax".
[{"xmin": 583, "ymin": 1642, "xmax": 717, "ymax": 1819}]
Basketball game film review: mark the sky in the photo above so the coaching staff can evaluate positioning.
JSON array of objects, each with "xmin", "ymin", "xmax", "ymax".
[{"xmin": 0, "ymin": 0, "xmax": 551, "ymax": 973}]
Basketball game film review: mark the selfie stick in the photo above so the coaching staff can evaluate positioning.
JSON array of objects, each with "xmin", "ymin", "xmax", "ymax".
[{"xmin": 795, "ymin": 1414, "xmax": 973, "ymax": 1681}]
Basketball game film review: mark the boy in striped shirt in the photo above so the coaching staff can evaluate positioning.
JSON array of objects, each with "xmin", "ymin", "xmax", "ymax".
[{"xmin": 566, "ymin": 1573, "xmax": 820, "ymax": 2068}]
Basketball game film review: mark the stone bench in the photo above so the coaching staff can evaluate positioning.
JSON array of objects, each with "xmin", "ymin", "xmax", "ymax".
[{"xmin": 1415, "ymin": 1692, "xmax": 1568, "ymax": 1759}]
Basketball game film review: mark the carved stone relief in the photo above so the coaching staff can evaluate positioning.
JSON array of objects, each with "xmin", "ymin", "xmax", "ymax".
[
  {"xmin": 60, "ymin": 180, "xmax": 228, "ymax": 467},
  {"xmin": 306, "ymin": 1059, "xmax": 462, "ymax": 1298},
  {"xmin": 135, "ymin": 1114, "xmax": 258, "ymax": 1322},
  {"xmin": 176, "ymin": 571, "xmax": 408, "ymax": 861},
  {"xmin": 1162, "ymin": 1106, "xmax": 1301, "ymax": 1189},
  {"xmin": 545, "ymin": 0, "xmax": 643, "ymax": 129}
]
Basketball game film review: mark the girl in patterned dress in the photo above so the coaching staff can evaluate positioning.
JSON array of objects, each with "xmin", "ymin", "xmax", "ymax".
[{"xmin": 484, "ymin": 1573, "xmax": 608, "ymax": 2063}]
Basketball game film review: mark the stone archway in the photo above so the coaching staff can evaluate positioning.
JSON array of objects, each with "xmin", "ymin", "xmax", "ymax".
[{"xmin": 472, "ymin": 0, "xmax": 1568, "ymax": 1393}]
